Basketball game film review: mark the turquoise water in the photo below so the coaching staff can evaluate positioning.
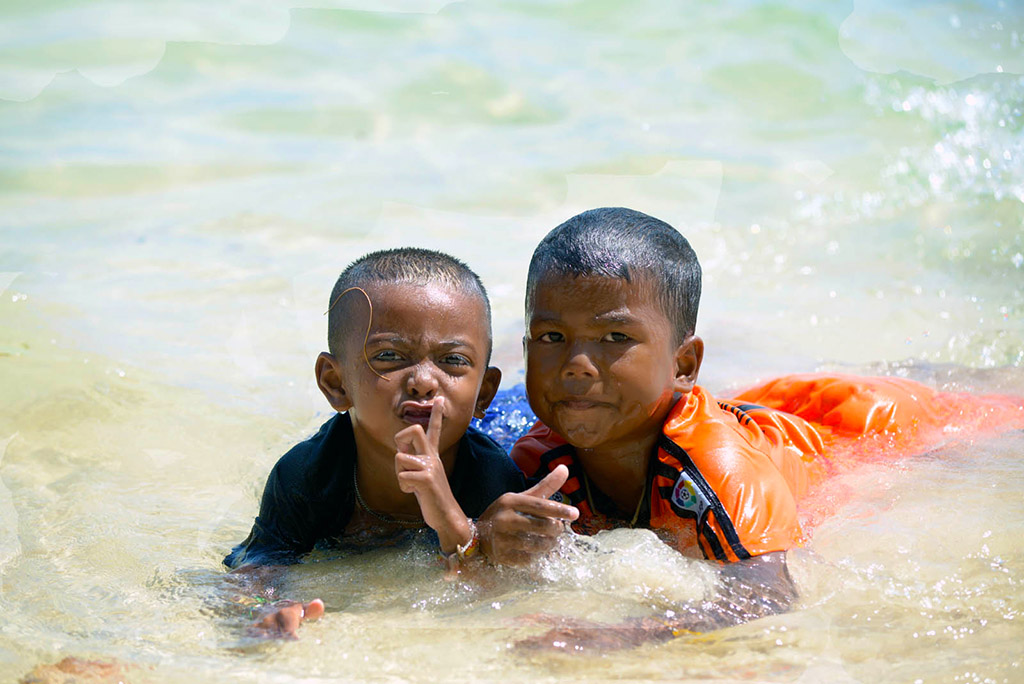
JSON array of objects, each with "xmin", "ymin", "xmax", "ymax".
[{"xmin": 1, "ymin": 1, "xmax": 1023, "ymax": 682}]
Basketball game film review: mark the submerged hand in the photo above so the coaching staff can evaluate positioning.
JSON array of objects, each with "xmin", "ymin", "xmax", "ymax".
[
  {"xmin": 478, "ymin": 464, "xmax": 579, "ymax": 566},
  {"xmin": 248, "ymin": 599, "xmax": 325, "ymax": 640},
  {"xmin": 394, "ymin": 397, "xmax": 473, "ymax": 553},
  {"xmin": 516, "ymin": 616, "xmax": 676, "ymax": 653}
]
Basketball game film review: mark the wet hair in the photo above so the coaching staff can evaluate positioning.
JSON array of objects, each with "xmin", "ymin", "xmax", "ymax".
[
  {"xmin": 526, "ymin": 207, "xmax": 701, "ymax": 342},
  {"xmin": 327, "ymin": 247, "xmax": 492, "ymax": 359}
]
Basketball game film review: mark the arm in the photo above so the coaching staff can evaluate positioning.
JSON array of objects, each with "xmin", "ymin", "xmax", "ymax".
[
  {"xmin": 517, "ymin": 551, "xmax": 797, "ymax": 652},
  {"xmin": 222, "ymin": 563, "xmax": 325, "ymax": 639},
  {"xmin": 223, "ymin": 458, "xmax": 325, "ymax": 639},
  {"xmin": 395, "ymin": 398, "xmax": 579, "ymax": 562}
]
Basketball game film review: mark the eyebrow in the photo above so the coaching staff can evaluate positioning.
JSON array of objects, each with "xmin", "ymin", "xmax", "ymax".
[
  {"xmin": 366, "ymin": 335, "xmax": 480, "ymax": 351},
  {"xmin": 593, "ymin": 311, "xmax": 641, "ymax": 326},
  {"xmin": 365, "ymin": 335, "xmax": 410, "ymax": 346},
  {"xmin": 530, "ymin": 310, "xmax": 641, "ymax": 326},
  {"xmin": 435, "ymin": 339, "xmax": 479, "ymax": 351}
]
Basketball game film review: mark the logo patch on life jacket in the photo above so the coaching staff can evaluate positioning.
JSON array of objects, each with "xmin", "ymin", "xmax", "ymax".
[{"xmin": 671, "ymin": 472, "xmax": 710, "ymax": 517}]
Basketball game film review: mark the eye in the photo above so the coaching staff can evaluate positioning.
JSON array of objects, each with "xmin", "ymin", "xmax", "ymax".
[
  {"xmin": 372, "ymin": 350, "xmax": 403, "ymax": 362},
  {"xmin": 602, "ymin": 332, "xmax": 631, "ymax": 343},
  {"xmin": 537, "ymin": 331, "xmax": 564, "ymax": 343},
  {"xmin": 440, "ymin": 353, "xmax": 471, "ymax": 367}
]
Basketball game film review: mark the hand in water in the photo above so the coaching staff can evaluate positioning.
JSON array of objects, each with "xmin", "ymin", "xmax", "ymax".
[
  {"xmin": 514, "ymin": 614, "xmax": 680, "ymax": 653},
  {"xmin": 477, "ymin": 464, "xmax": 579, "ymax": 565},
  {"xmin": 394, "ymin": 397, "xmax": 473, "ymax": 553},
  {"xmin": 248, "ymin": 599, "xmax": 325, "ymax": 640},
  {"xmin": 515, "ymin": 618, "xmax": 677, "ymax": 653}
]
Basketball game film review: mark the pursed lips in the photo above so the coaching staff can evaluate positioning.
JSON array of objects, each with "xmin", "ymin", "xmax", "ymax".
[{"xmin": 400, "ymin": 401, "xmax": 437, "ymax": 426}]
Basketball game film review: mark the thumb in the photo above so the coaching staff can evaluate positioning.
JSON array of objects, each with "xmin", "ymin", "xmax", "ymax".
[
  {"xmin": 524, "ymin": 464, "xmax": 569, "ymax": 500},
  {"xmin": 303, "ymin": 598, "xmax": 325, "ymax": 621}
]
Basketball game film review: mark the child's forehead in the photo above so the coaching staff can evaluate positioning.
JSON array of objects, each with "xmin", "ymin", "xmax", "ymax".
[
  {"xmin": 532, "ymin": 271, "xmax": 659, "ymax": 308},
  {"xmin": 529, "ymin": 272, "xmax": 672, "ymax": 325},
  {"xmin": 342, "ymin": 279, "xmax": 489, "ymax": 342},
  {"xmin": 370, "ymin": 279, "xmax": 465, "ymax": 305}
]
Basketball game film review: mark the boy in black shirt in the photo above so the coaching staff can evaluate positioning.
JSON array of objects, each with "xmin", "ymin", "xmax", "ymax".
[{"xmin": 225, "ymin": 248, "xmax": 537, "ymax": 637}]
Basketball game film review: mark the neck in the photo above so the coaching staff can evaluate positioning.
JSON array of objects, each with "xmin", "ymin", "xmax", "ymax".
[
  {"xmin": 574, "ymin": 393, "xmax": 680, "ymax": 516},
  {"xmin": 576, "ymin": 431, "xmax": 658, "ymax": 516}
]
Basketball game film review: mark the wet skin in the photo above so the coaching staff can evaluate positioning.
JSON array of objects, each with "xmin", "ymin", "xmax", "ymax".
[
  {"xmin": 511, "ymin": 272, "xmax": 799, "ymax": 652},
  {"xmin": 316, "ymin": 280, "xmax": 500, "ymax": 524},
  {"xmin": 240, "ymin": 280, "xmax": 502, "ymax": 638},
  {"xmin": 525, "ymin": 273, "xmax": 702, "ymax": 513},
  {"xmin": 319, "ymin": 280, "xmax": 499, "ymax": 477}
]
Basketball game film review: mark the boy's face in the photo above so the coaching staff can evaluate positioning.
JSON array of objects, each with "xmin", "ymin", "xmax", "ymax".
[
  {"xmin": 525, "ymin": 273, "xmax": 700, "ymax": 451},
  {"xmin": 317, "ymin": 281, "xmax": 499, "ymax": 460}
]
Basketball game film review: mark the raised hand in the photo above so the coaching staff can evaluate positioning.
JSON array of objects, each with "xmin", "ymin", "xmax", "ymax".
[
  {"xmin": 394, "ymin": 397, "xmax": 473, "ymax": 553},
  {"xmin": 477, "ymin": 464, "xmax": 579, "ymax": 566}
]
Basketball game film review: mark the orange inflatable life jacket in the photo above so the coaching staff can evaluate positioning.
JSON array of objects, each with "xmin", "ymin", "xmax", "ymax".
[{"xmin": 511, "ymin": 373, "xmax": 1024, "ymax": 562}]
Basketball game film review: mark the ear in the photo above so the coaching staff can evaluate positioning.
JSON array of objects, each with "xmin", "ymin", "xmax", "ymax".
[
  {"xmin": 672, "ymin": 335, "xmax": 704, "ymax": 394},
  {"xmin": 473, "ymin": 366, "xmax": 502, "ymax": 419},
  {"xmin": 315, "ymin": 351, "xmax": 352, "ymax": 412}
]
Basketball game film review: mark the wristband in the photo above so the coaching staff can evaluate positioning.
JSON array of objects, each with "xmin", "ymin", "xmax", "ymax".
[{"xmin": 445, "ymin": 519, "xmax": 479, "ymax": 571}]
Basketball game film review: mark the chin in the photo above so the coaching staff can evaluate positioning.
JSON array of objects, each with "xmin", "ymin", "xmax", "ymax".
[{"xmin": 559, "ymin": 424, "xmax": 607, "ymax": 449}]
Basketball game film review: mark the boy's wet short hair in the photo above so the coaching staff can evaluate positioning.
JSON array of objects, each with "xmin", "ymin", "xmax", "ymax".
[
  {"xmin": 328, "ymin": 247, "xmax": 492, "ymax": 358},
  {"xmin": 526, "ymin": 207, "xmax": 701, "ymax": 342}
]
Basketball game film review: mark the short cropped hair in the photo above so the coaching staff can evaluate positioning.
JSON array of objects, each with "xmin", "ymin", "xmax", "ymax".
[
  {"xmin": 328, "ymin": 247, "xmax": 492, "ymax": 359},
  {"xmin": 526, "ymin": 207, "xmax": 701, "ymax": 342}
]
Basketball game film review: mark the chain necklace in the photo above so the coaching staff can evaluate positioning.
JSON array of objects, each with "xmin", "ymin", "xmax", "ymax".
[
  {"xmin": 352, "ymin": 461, "xmax": 426, "ymax": 528},
  {"xmin": 581, "ymin": 468, "xmax": 647, "ymax": 528}
]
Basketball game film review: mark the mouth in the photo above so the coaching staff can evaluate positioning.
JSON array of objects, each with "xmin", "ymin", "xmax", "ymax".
[
  {"xmin": 554, "ymin": 397, "xmax": 612, "ymax": 412},
  {"xmin": 400, "ymin": 401, "xmax": 439, "ymax": 427}
]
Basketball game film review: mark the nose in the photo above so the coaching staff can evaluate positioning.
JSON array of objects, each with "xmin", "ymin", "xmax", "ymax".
[
  {"xmin": 406, "ymin": 361, "xmax": 439, "ymax": 397},
  {"xmin": 561, "ymin": 341, "xmax": 598, "ymax": 380}
]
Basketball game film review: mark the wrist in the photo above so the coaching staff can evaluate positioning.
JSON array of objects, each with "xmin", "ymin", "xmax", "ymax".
[
  {"xmin": 441, "ymin": 518, "xmax": 480, "ymax": 571},
  {"xmin": 436, "ymin": 509, "xmax": 473, "ymax": 554}
]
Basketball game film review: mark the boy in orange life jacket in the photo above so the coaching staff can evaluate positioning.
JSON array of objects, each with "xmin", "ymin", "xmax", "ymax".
[
  {"xmin": 495, "ymin": 207, "xmax": 1024, "ymax": 652},
  {"xmin": 496, "ymin": 207, "xmax": 828, "ymax": 650}
]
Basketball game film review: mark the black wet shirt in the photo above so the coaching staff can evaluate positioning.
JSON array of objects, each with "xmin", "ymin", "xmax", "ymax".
[{"xmin": 223, "ymin": 412, "xmax": 525, "ymax": 568}]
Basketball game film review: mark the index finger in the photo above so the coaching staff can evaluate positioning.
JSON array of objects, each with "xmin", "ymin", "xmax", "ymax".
[
  {"xmin": 426, "ymin": 396, "xmax": 444, "ymax": 450},
  {"xmin": 525, "ymin": 464, "xmax": 570, "ymax": 500},
  {"xmin": 507, "ymin": 493, "xmax": 579, "ymax": 521}
]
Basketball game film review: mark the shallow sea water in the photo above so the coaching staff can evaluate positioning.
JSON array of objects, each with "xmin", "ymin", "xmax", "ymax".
[{"xmin": 1, "ymin": 1, "xmax": 1023, "ymax": 682}]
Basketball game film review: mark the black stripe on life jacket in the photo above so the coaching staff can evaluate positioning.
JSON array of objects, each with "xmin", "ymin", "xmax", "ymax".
[
  {"xmin": 658, "ymin": 435, "xmax": 753, "ymax": 561},
  {"xmin": 698, "ymin": 510, "xmax": 728, "ymax": 562},
  {"xmin": 538, "ymin": 443, "xmax": 588, "ymax": 508}
]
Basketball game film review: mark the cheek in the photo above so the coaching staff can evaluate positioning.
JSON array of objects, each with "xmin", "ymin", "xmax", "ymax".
[
  {"xmin": 610, "ymin": 351, "xmax": 673, "ymax": 396},
  {"xmin": 525, "ymin": 346, "xmax": 560, "ymax": 378}
]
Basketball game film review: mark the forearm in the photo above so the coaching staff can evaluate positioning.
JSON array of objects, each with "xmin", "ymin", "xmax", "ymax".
[
  {"xmin": 643, "ymin": 548, "xmax": 794, "ymax": 634},
  {"xmin": 517, "ymin": 552, "xmax": 798, "ymax": 652},
  {"xmin": 221, "ymin": 564, "xmax": 290, "ymax": 616},
  {"xmin": 665, "ymin": 551, "xmax": 798, "ymax": 632},
  {"xmin": 221, "ymin": 564, "xmax": 325, "ymax": 638}
]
